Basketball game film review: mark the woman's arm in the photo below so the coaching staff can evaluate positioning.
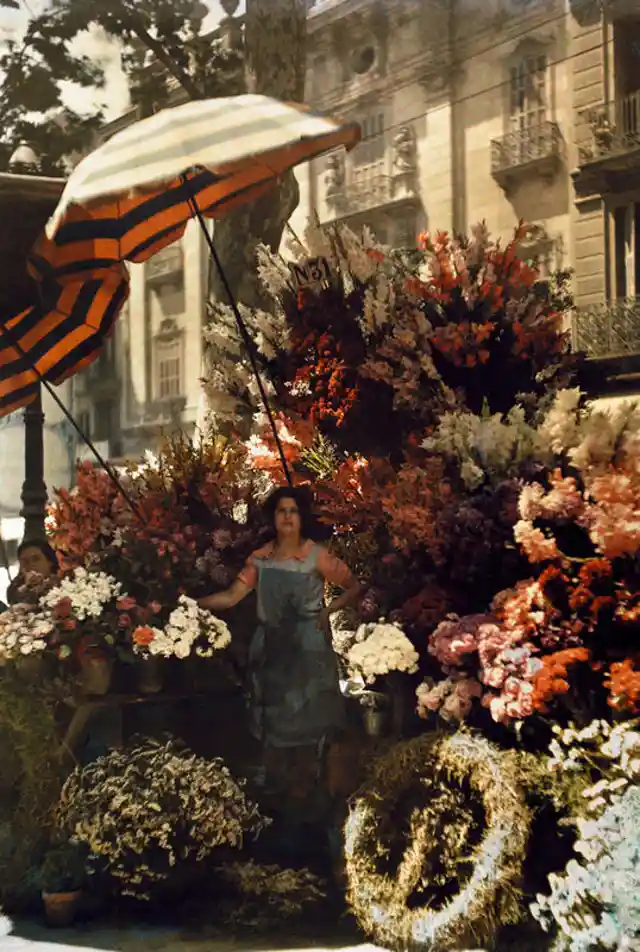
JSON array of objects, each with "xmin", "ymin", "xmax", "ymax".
[
  {"xmin": 316, "ymin": 547, "xmax": 362, "ymax": 630},
  {"xmin": 198, "ymin": 578, "xmax": 251, "ymax": 612},
  {"xmin": 325, "ymin": 579, "xmax": 362, "ymax": 619}
]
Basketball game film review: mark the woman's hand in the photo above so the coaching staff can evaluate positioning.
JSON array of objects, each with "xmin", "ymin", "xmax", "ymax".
[{"xmin": 317, "ymin": 607, "xmax": 332, "ymax": 645}]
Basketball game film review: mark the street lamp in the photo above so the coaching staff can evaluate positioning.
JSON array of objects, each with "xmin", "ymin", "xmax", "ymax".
[{"xmin": 0, "ymin": 146, "xmax": 65, "ymax": 542}]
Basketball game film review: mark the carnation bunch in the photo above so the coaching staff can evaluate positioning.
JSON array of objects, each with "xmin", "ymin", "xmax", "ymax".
[
  {"xmin": 419, "ymin": 611, "xmax": 543, "ymax": 725},
  {"xmin": 132, "ymin": 595, "xmax": 231, "ymax": 660},
  {"xmin": 40, "ymin": 567, "xmax": 121, "ymax": 620},
  {"xmin": 346, "ymin": 620, "xmax": 419, "ymax": 684},
  {"xmin": 0, "ymin": 604, "xmax": 54, "ymax": 661}
]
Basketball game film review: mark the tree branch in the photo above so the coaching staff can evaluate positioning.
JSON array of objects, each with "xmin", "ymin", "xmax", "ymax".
[{"xmin": 121, "ymin": 10, "xmax": 203, "ymax": 101}]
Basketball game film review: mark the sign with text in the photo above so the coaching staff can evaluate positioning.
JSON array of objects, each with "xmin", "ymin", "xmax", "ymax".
[{"xmin": 288, "ymin": 256, "xmax": 331, "ymax": 294}]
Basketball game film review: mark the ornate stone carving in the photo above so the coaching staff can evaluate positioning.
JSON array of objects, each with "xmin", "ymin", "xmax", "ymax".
[
  {"xmin": 392, "ymin": 126, "xmax": 417, "ymax": 198},
  {"xmin": 325, "ymin": 152, "xmax": 346, "ymax": 206}
]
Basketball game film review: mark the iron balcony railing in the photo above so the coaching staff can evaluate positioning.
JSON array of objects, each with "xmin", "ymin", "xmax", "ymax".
[
  {"xmin": 578, "ymin": 90, "xmax": 640, "ymax": 165},
  {"xmin": 573, "ymin": 297, "xmax": 640, "ymax": 359},
  {"xmin": 490, "ymin": 120, "xmax": 564, "ymax": 177}
]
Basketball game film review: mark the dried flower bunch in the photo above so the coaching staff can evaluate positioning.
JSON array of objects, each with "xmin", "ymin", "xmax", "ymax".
[
  {"xmin": 56, "ymin": 738, "xmax": 268, "ymax": 899},
  {"xmin": 217, "ymin": 861, "xmax": 327, "ymax": 926}
]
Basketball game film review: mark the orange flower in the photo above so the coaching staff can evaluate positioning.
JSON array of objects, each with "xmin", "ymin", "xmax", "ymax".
[
  {"xmin": 133, "ymin": 625, "xmax": 155, "ymax": 648},
  {"xmin": 531, "ymin": 647, "xmax": 591, "ymax": 712},
  {"xmin": 604, "ymin": 659, "xmax": 640, "ymax": 712}
]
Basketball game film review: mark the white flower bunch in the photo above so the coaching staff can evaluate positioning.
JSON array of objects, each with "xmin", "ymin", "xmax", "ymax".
[
  {"xmin": 347, "ymin": 620, "xmax": 419, "ymax": 684},
  {"xmin": 531, "ymin": 786, "xmax": 640, "ymax": 951},
  {"xmin": 40, "ymin": 567, "xmax": 121, "ymax": 620},
  {"xmin": 422, "ymin": 403, "xmax": 543, "ymax": 489},
  {"xmin": 0, "ymin": 604, "xmax": 53, "ymax": 660},
  {"xmin": 547, "ymin": 720, "xmax": 640, "ymax": 812},
  {"xmin": 538, "ymin": 389, "xmax": 640, "ymax": 474},
  {"xmin": 138, "ymin": 596, "xmax": 231, "ymax": 660},
  {"xmin": 530, "ymin": 719, "xmax": 640, "ymax": 950}
]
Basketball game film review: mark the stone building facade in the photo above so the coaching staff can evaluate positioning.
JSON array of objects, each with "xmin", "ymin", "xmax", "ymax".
[
  {"xmin": 569, "ymin": 0, "xmax": 640, "ymax": 391},
  {"xmin": 72, "ymin": 0, "xmax": 640, "ymax": 460}
]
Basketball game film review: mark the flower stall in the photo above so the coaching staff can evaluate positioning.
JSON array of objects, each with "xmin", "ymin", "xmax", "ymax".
[
  {"xmin": 197, "ymin": 217, "xmax": 640, "ymax": 950},
  {"xmin": 0, "ymin": 217, "xmax": 638, "ymax": 950}
]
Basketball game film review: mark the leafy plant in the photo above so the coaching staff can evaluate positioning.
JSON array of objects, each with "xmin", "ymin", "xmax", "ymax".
[
  {"xmin": 56, "ymin": 737, "xmax": 269, "ymax": 900},
  {"xmin": 39, "ymin": 840, "xmax": 87, "ymax": 893},
  {"xmin": 0, "ymin": 672, "xmax": 66, "ymax": 909}
]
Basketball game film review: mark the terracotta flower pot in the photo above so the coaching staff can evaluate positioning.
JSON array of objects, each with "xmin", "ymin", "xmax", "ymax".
[
  {"xmin": 137, "ymin": 657, "xmax": 164, "ymax": 694},
  {"xmin": 42, "ymin": 889, "xmax": 82, "ymax": 927},
  {"xmin": 80, "ymin": 655, "xmax": 112, "ymax": 696}
]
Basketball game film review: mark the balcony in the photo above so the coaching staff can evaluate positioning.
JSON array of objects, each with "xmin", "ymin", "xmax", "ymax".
[
  {"xmin": 146, "ymin": 245, "xmax": 183, "ymax": 286},
  {"xmin": 573, "ymin": 297, "xmax": 640, "ymax": 360},
  {"xmin": 490, "ymin": 121, "xmax": 564, "ymax": 193},
  {"xmin": 574, "ymin": 91, "xmax": 640, "ymax": 194},
  {"xmin": 86, "ymin": 353, "xmax": 119, "ymax": 398},
  {"xmin": 574, "ymin": 298, "xmax": 640, "ymax": 396},
  {"xmin": 323, "ymin": 164, "xmax": 420, "ymax": 224}
]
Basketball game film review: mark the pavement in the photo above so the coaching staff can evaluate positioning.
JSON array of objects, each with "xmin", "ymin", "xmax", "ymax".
[{"xmin": 0, "ymin": 916, "xmax": 386, "ymax": 952}]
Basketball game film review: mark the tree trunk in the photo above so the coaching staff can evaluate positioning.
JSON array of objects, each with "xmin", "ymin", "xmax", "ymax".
[{"xmin": 208, "ymin": 0, "xmax": 307, "ymax": 311}]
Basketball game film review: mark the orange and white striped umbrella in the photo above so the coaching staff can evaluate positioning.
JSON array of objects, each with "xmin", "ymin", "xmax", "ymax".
[
  {"xmin": 30, "ymin": 95, "xmax": 360, "ymax": 283},
  {"xmin": 0, "ymin": 94, "xmax": 359, "ymax": 432}
]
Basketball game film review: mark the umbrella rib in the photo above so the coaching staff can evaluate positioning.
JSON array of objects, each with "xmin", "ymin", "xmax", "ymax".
[
  {"xmin": 0, "ymin": 313, "xmax": 146, "ymax": 524},
  {"xmin": 181, "ymin": 173, "xmax": 293, "ymax": 487}
]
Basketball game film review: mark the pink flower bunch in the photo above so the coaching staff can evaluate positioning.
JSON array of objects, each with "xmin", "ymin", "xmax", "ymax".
[
  {"xmin": 515, "ymin": 462, "xmax": 640, "ymax": 564},
  {"xmin": 586, "ymin": 469, "xmax": 640, "ymax": 559},
  {"xmin": 425, "ymin": 607, "xmax": 543, "ymax": 724},
  {"xmin": 417, "ymin": 674, "xmax": 482, "ymax": 722},
  {"xmin": 48, "ymin": 462, "xmax": 133, "ymax": 568},
  {"xmin": 428, "ymin": 613, "xmax": 494, "ymax": 667}
]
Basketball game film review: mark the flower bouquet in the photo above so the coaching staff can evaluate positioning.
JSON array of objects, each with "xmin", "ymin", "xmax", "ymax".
[
  {"xmin": 131, "ymin": 595, "xmax": 231, "ymax": 661},
  {"xmin": 48, "ymin": 435, "xmax": 266, "ymax": 606}
]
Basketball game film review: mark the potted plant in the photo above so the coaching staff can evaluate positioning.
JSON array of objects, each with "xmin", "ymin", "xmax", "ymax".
[{"xmin": 39, "ymin": 840, "xmax": 87, "ymax": 927}]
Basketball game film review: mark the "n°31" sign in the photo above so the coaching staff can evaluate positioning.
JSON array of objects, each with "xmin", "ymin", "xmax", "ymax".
[{"xmin": 288, "ymin": 256, "xmax": 331, "ymax": 294}]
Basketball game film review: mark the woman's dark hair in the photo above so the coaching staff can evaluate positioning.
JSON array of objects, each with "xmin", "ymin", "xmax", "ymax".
[
  {"xmin": 263, "ymin": 486, "xmax": 332, "ymax": 542},
  {"xmin": 17, "ymin": 538, "xmax": 59, "ymax": 573}
]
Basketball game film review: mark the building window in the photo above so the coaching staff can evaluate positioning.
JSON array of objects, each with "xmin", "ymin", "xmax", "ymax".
[
  {"xmin": 613, "ymin": 203, "xmax": 640, "ymax": 299},
  {"xmin": 352, "ymin": 111, "xmax": 386, "ymax": 168},
  {"xmin": 155, "ymin": 337, "xmax": 182, "ymax": 401},
  {"xmin": 509, "ymin": 53, "xmax": 547, "ymax": 131},
  {"xmin": 76, "ymin": 411, "xmax": 91, "ymax": 439}
]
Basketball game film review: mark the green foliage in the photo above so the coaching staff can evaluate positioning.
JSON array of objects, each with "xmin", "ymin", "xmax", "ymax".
[
  {"xmin": 0, "ymin": 0, "xmax": 244, "ymax": 172},
  {"xmin": 38, "ymin": 840, "xmax": 88, "ymax": 893},
  {"xmin": 0, "ymin": 667, "xmax": 66, "ymax": 908}
]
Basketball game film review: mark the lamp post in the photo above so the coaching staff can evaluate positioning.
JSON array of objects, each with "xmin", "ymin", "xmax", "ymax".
[{"xmin": 0, "ymin": 145, "xmax": 65, "ymax": 542}]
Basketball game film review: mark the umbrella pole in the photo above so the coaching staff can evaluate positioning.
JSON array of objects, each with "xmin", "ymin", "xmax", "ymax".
[
  {"xmin": 0, "ymin": 317, "xmax": 145, "ymax": 524},
  {"xmin": 182, "ymin": 180, "xmax": 293, "ymax": 487}
]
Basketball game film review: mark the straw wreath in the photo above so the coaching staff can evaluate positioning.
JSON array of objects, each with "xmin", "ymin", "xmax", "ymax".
[{"xmin": 344, "ymin": 730, "xmax": 531, "ymax": 951}]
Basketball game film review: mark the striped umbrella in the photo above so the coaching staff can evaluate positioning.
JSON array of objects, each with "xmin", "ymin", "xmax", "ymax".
[
  {"xmin": 30, "ymin": 95, "xmax": 360, "ymax": 283},
  {"xmin": 0, "ymin": 267, "xmax": 128, "ymax": 415},
  {"xmin": 10, "ymin": 93, "xmax": 359, "ymax": 483},
  {"xmin": 1, "ymin": 95, "xmax": 359, "ymax": 486}
]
